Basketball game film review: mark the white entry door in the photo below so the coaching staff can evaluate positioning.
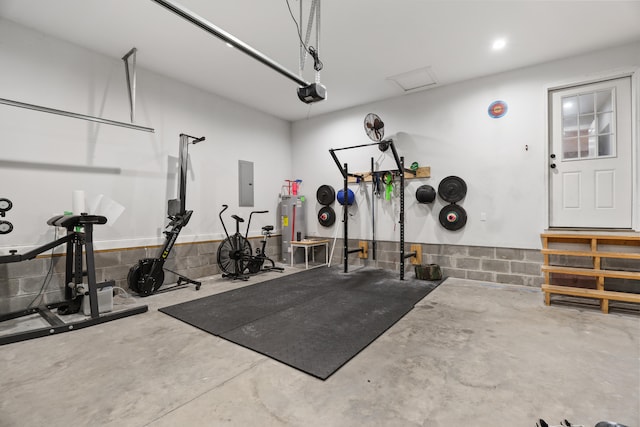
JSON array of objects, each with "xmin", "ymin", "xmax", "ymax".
[{"xmin": 549, "ymin": 77, "xmax": 633, "ymax": 228}]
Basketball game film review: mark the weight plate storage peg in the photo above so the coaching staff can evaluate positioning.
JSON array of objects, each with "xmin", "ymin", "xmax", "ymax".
[
  {"xmin": 438, "ymin": 176, "xmax": 467, "ymax": 203},
  {"xmin": 439, "ymin": 204, "xmax": 467, "ymax": 231},
  {"xmin": 316, "ymin": 185, "xmax": 336, "ymax": 205},
  {"xmin": 318, "ymin": 206, "xmax": 336, "ymax": 227},
  {"xmin": 0, "ymin": 198, "xmax": 12, "ymax": 216}
]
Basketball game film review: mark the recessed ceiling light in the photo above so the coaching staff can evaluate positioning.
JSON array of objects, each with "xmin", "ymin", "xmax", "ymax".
[{"xmin": 492, "ymin": 38, "xmax": 506, "ymax": 50}]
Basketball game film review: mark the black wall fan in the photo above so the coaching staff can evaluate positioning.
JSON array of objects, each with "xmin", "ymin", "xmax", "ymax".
[{"xmin": 364, "ymin": 113, "xmax": 385, "ymax": 142}]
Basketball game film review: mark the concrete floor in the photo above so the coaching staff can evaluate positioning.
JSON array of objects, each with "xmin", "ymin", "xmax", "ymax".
[{"xmin": 0, "ymin": 268, "xmax": 638, "ymax": 427}]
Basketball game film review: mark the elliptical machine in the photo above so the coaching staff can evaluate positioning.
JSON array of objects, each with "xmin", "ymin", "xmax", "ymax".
[
  {"xmin": 217, "ymin": 205, "xmax": 283, "ymax": 280},
  {"xmin": 127, "ymin": 133, "xmax": 204, "ymax": 296}
]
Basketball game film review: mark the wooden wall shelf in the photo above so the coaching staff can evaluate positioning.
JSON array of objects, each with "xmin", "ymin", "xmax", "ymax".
[{"xmin": 347, "ymin": 166, "xmax": 430, "ymax": 183}]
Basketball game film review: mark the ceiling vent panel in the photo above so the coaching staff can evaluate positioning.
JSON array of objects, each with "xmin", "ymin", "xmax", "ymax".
[{"xmin": 387, "ymin": 66, "xmax": 438, "ymax": 92}]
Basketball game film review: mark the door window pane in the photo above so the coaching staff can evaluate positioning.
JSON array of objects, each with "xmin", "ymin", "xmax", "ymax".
[
  {"xmin": 562, "ymin": 96, "xmax": 578, "ymax": 116},
  {"xmin": 596, "ymin": 90, "xmax": 612, "ymax": 112},
  {"xmin": 597, "ymin": 112, "xmax": 612, "ymax": 133},
  {"xmin": 598, "ymin": 134, "xmax": 613, "ymax": 156},
  {"xmin": 578, "ymin": 114, "xmax": 595, "ymax": 136},
  {"xmin": 561, "ymin": 87, "xmax": 616, "ymax": 161},
  {"xmin": 578, "ymin": 93, "xmax": 595, "ymax": 114},
  {"xmin": 562, "ymin": 115, "xmax": 577, "ymax": 137},
  {"xmin": 563, "ymin": 137, "xmax": 578, "ymax": 159},
  {"xmin": 579, "ymin": 136, "xmax": 591, "ymax": 158},
  {"xmin": 587, "ymin": 136, "xmax": 597, "ymax": 158}
]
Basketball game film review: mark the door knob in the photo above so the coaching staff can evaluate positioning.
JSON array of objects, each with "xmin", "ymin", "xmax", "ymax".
[
  {"xmin": 550, "ymin": 163, "xmax": 556, "ymax": 169},
  {"xmin": 550, "ymin": 153, "xmax": 556, "ymax": 159}
]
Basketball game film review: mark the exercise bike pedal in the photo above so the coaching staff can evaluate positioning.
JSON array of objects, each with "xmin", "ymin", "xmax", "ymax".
[{"xmin": 222, "ymin": 272, "xmax": 249, "ymax": 281}]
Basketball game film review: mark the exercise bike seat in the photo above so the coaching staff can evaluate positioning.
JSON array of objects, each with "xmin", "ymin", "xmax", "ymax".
[
  {"xmin": 262, "ymin": 225, "xmax": 274, "ymax": 232},
  {"xmin": 231, "ymin": 215, "xmax": 244, "ymax": 223},
  {"xmin": 47, "ymin": 214, "xmax": 108, "ymax": 228}
]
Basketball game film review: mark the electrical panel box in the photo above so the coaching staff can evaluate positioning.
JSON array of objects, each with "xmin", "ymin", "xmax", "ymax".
[{"xmin": 239, "ymin": 160, "xmax": 254, "ymax": 207}]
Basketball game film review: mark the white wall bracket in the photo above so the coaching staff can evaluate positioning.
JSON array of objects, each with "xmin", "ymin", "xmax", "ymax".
[
  {"xmin": 122, "ymin": 47, "xmax": 137, "ymax": 124},
  {"xmin": 0, "ymin": 97, "xmax": 154, "ymax": 133}
]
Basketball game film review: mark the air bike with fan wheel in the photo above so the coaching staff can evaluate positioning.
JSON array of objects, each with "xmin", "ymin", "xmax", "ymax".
[
  {"xmin": 217, "ymin": 205, "xmax": 284, "ymax": 280},
  {"xmin": 127, "ymin": 133, "xmax": 204, "ymax": 296}
]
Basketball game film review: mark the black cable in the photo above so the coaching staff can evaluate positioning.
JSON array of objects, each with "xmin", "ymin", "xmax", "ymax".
[
  {"xmin": 26, "ymin": 227, "xmax": 58, "ymax": 309},
  {"xmin": 285, "ymin": 0, "xmax": 323, "ymax": 72},
  {"xmin": 285, "ymin": 0, "xmax": 306, "ymax": 49}
]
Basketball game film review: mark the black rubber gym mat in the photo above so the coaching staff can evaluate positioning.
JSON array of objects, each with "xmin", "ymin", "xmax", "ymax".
[{"xmin": 160, "ymin": 266, "xmax": 443, "ymax": 380}]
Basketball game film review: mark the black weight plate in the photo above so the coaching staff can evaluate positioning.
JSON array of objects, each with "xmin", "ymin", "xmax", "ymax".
[
  {"xmin": 438, "ymin": 176, "xmax": 467, "ymax": 203},
  {"xmin": 316, "ymin": 185, "xmax": 336, "ymax": 205},
  {"xmin": 0, "ymin": 220, "xmax": 13, "ymax": 234},
  {"xmin": 439, "ymin": 204, "xmax": 467, "ymax": 231},
  {"xmin": 0, "ymin": 198, "xmax": 12, "ymax": 213},
  {"xmin": 318, "ymin": 206, "xmax": 336, "ymax": 227},
  {"xmin": 415, "ymin": 185, "xmax": 436, "ymax": 204}
]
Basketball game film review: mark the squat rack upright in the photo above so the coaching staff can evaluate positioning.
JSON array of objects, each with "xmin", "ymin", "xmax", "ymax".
[{"xmin": 329, "ymin": 139, "xmax": 417, "ymax": 280}]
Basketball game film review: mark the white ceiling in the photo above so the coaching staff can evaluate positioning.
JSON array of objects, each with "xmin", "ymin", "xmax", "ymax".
[{"xmin": 1, "ymin": 0, "xmax": 640, "ymax": 122}]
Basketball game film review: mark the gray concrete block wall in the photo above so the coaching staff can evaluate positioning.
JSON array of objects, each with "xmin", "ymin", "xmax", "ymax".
[
  {"xmin": 0, "ymin": 256, "xmax": 65, "ymax": 313},
  {"xmin": 326, "ymin": 238, "xmax": 544, "ymax": 287},
  {"xmin": 541, "ymin": 253, "xmax": 639, "ymax": 293},
  {"xmin": 0, "ymin": 235, "xmax": 284, "ymax": 314},
  {"xmin": 2, "ymin": 234, "xmax": 548, "ymax": 312},
  {"xmin": 601, "ymin": 258, "xmax": 640, "ymax": 294}
]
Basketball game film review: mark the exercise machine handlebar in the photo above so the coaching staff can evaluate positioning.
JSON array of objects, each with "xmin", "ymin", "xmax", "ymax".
[
  {"xmin": 0, "ymin": 214, "xmax": 107, "ymax": 264},
  {"xmin": 180, "ymin": 133, "xmax": 205, "ymax": 144},
  {"xmin": 219, "ymin": 204, "xmax": 230, "ymax": 240},
  {"xmin": 244, "ymin": 210, "xmax": 269, "ymax": 240}
]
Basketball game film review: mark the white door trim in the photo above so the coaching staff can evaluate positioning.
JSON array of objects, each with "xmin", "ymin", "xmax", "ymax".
[{"xmin": 543, "ymin": 67, "xmax": 639, "ymax": 230}]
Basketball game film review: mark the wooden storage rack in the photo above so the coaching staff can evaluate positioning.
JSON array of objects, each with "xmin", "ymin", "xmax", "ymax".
[
  {"xmin": 346, "ymin": 166, "xmax": 430, "ymax": 183},
  {"xmin": 540, "ymin": 233, "xmax": 640, "ymax": 313}
]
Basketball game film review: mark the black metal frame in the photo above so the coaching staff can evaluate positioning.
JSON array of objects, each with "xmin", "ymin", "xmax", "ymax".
[
  {"xmin": 129, "ymin": 133, "xmax": 204, "ymax": 296},
  {"xmin": 150, "ymin": 0, "xmax": 326, "ymax": 103},
  {"xmin": 0, "ymin": 214, "xmax": 148, "ymax": 346},
  {"xmin": 328, "ymin": 140, "xmax": 417, "ymax": 279}
]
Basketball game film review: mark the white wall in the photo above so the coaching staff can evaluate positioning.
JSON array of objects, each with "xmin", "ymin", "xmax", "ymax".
[
  {"xmin": 0, "ymin": 18, "xmax": 292, "ymax": 254},
  {"xmin": 292, "ymin": 41, "xmax": 640, "ymax": 250}
]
